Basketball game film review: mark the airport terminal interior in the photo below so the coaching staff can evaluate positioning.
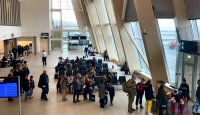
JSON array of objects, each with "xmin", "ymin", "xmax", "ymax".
[{"xmin": 0, "ymin": 0, "xmax": 200, "ymax": 115}]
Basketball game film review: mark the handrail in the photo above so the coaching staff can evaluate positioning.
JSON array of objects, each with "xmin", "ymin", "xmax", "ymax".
[{"xmin": 123, "ymin": 24, "xmax": 150, "ymax": 69}]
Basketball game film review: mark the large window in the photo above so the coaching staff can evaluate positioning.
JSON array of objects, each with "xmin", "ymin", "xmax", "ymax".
[
  {"xmin": 52, "ymin": 0, "xmax": 61, "ymax": 9},
  {"xmin": 62, "ymin": 10, "xmax": 78, "ymax": 30},
  {"xmin": 52, "ymin": 11, "xmax": 61, "ymax": 29},
  {"xmin": 131, "ymin": 22, "xmax": 149, "ymax": 74},
  {"xmin": 51, "ymin": 0, "xmax": 79, "ymax": 30},
  {"xmin": 158, "ymin": 19, "xmax": 177, "ymax": 82},
  {"xmin": 51, "ymin": 0, "xmax": 81, "ymax": 50}
]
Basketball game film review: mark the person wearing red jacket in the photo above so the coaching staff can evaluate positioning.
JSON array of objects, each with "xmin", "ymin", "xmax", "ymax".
[{"xmin": 135, "ymin": 78, "xmax": 145, "ymax": 110}]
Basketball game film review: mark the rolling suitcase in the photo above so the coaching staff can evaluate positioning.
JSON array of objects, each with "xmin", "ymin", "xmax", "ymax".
[{"xmin": 192, "ymin": 102, "xmax": 200, "ymax": 115}]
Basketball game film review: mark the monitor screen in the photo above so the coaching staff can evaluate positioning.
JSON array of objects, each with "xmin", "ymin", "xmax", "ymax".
[
  {"xmin": 0, "ymin": 83, "xmax": 18, "ymax": 98},
  {"xmin": 180, "ymin": 40, "xmax": 198, "ymax": 54},
  {"xmin": 80, "ymin": 36, "xmax": 87, "ymax": 40},
  {"xmin": 70, "ymin": 36, "xmax": 79, "ymax": 40}
]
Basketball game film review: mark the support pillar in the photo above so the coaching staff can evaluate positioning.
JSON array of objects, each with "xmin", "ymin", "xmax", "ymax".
[
  {"xmin": 33, "ymin": 37, "xmax": 37, "ymax": 55},
  {"xmin": 13, "ymin": 38, "xmax": 17, "ymax": 48},
  {"xmin": 3, "ymin": 40, "xmax": 9, "ymax": 57},
  {"xmin": 48, "ymin": 37, "xmax": 50, "ymax": 55},
  {"xmin": 133, "ymin": 0, "xmax": 169, "ymax": 88},
  {"xmin": 192, "ymin": 55, "xmax": 198, "ymax": 101},
  {"xmin": 172, "ymin": 0, "xmax": 193, "ymax": 41}
]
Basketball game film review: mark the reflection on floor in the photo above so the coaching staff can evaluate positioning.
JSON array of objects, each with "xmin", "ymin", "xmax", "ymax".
[{"xmin": 0, "ymin": 51, "xmax": 193, "ymax": 115}]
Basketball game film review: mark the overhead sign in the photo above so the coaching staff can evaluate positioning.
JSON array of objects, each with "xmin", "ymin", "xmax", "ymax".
[{"xmin": 41, "ymin": 33, "xmax": 49, "ymax": 39}]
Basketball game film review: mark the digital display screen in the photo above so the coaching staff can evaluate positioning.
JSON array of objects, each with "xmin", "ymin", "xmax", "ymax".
[{"xmin": 0, "ymin": 83, "xmax": 18, "ymax": 98}]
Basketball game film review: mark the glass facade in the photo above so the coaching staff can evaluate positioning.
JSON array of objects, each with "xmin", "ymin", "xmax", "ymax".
[
  {"xmin": 130, "ymin": 22, "xmax": 150, "ymax": 74},
  {"xmin": 157, "ymin": 19, "xmax": 177, "ymax": 82},
  {"xmin": 51, "ymin": 0, "xmax": 79, "ymax": 30},
  {"xmin": 51, "ymin": 0, "xmax": 87, "ymax": 50}
]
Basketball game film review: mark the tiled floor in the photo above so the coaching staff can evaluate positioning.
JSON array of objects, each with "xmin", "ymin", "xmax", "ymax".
[{"xmin": 0, "ymin": 50, "xmax": 193, "ymax": 115}]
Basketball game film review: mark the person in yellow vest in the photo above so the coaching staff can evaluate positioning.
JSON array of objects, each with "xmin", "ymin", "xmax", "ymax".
[{"xmin": 127, "ymin": 73, "xmax": 137, "ymax": 113}]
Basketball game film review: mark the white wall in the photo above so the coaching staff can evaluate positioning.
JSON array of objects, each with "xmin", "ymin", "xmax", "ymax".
[
  {"xmin": 0, "ymin": 26, "xmax": 21, "ymax": 40},
  {"xmin": 20, "ymin": 0, "xmax": 50, "ymax": 37}
]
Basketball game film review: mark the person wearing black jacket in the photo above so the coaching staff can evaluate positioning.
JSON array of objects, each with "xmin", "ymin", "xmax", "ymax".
[
  {"xmin": 20, "ymin": 66, "xmax": 30, "ymax": 94},
  {"xmin": 73, "ymin": 72, "xmax": 82, "ymax": 103},
  {"xmin": 1, "ymin": 56, "xmax": 7, "ymax": 68},
  {"xmin": 99, "ymin": 75, "xmax": 107, "ymax": 108},
  {"xmin": 105, "ymin": 74, "xmax": 115, "ymax": 105},
  {"xmin": 179, "ymin": 78, "xmax": 190, "ymax": 101},
  {"xmin": 24, "ymin": 76, "xmax": 30, "ymax": 101},
  {"xmin": 196, "ymin": 79, "xmax": 200, "ymax": 102},
  {"xmin": 156, "ymin": 85, "xmax": 168, "ymax": 115},
  {"xmin": 145, "ymin": 80, "xmax": 154, "ymax": 115},
  {"xmin": 38, "ymin": 70, "xmax": 49, "ymax": 100}
]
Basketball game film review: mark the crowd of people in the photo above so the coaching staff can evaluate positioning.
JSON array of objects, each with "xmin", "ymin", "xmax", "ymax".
[
  {"xmin": 124, "ymin": 71, "xmax": 200, "ymax": 115},
  {"xmin": 4, "ymin": 60, "xmax": 34, "ymax": 101},
  {"xmin": 0, "ymin": 44, "xmax": 31, "ymax": 68},
  {"xmin": 2, "ymin": 50, "xmax": 200, "ymax": 115},
  {"xmin": 54, "ymin": 56, "xmax": 115, "ymax": 107}
]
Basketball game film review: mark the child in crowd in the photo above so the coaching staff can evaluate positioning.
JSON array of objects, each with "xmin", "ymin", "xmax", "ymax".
[{"xmin": 29, "ymin": 75, "xmax": 35, "ymax": 98}]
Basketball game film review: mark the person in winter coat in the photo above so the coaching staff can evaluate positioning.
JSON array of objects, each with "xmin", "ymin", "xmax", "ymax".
[
  {"xmin": 179, "ymin": 78, "xmax": 190, "ymax": 101},
  {"xmin": 73, "ymin": 72, "xmax": 82, "ymax": 103},
  {"xmin": 38, "ymin": 70, "xmax": 49, "ymax": 101},
  {"xmin": 197, "ymin": 79, "xmax": 200, "ymax": 102},
  {"xmin": 156, "ymin": 85, "xmax": 168, "ymax": 115},
  {"xmin": 127, "ymin": 73, "xmax": 137, "ymax": 113},
  {"xmin": 99, "ymin": 75, "xmax": 107, "ymax": 108},
  {"xmin": 135, "ymin": 78, "xmax": 145, "ymax": 109},
  {"xmin": 29, "ymin": 75, "xmax": 35, "ymax": 98},
  {"xmin": 145, "ymin": 79, "xmax": 154, "ymax": 115},
  {"xmin": 60, "ymin": 74, "xmax": 69, "ymax": 101},
  {"xmin": 24, "ymin": 76, "xmax": 30, "ymax": 101}
]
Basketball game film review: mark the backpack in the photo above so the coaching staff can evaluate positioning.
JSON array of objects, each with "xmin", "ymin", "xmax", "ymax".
[{"xmin": 122, "ymin": 81, "xmax": 131, "ymax": 93}]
